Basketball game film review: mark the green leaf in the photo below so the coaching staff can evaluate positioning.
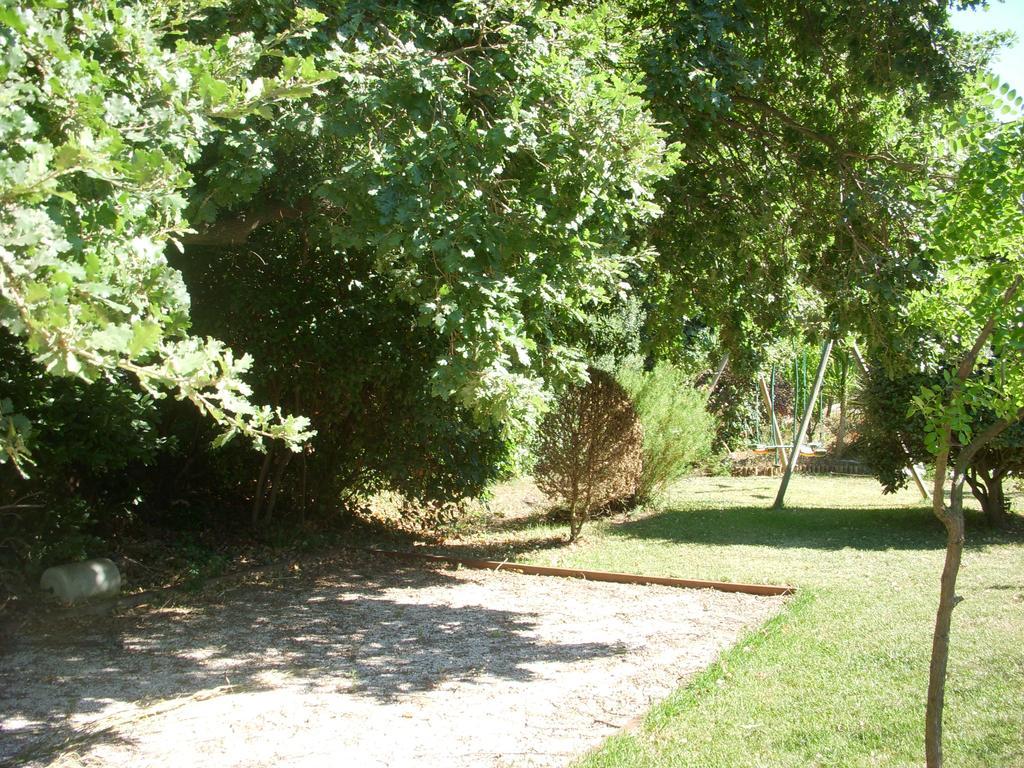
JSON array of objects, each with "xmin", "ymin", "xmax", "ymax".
[{"xmin": 129, "ymin": 322, "xmax": 162, "ymax": 356}]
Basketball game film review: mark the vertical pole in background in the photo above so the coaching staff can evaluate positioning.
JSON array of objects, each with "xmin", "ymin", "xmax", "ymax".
[
  {"xmin": 759, "ymin": 374, "xmax": 789, "ymax": 466},
  {"xmin": 771, "ymin": 365, "xmax": 781, "ymax": 466},
  {"xmin": 837, "ymin": 352, "xmax": 849, "ymax": 452},
  {"xmin": 774, "ymin": 339, "xmax": 833, "ymax": 509},
  {"xmin": 800, "ymin": 352, "xmax": 807, "ymax": 445},
  {"xmin": 793, "ymin": 356, "xmax": 800, "ymax": 446},
  {"xmin": 818, "ymin": 373, "xmax": 825, "ymax": 445},
  {"xmin": 708, "ymin": 353, "xmax": 730, "ymax": 394},
  {"xmin": 850, "ymin": 343, "xmax": 930, "ymax": 500}
]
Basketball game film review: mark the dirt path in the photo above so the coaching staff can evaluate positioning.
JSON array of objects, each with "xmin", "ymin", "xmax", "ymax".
[{"xmin": 1, "ymin": 553, "xmax": 782, "ymax": 767}]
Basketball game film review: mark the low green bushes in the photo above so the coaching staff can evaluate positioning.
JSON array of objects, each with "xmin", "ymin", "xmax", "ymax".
[
  {"xmin": 616, "ymin": 360, "xmax": 717, "ymax": 502},
  {"xmin": 532, "ymin": 361, "xmax": 717, "ymax": 541}
]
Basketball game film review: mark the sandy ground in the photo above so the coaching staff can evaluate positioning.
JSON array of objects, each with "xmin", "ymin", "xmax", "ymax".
[{"xmin": 1, "ymin": 553, "xmax": 782, "ymax": 768}]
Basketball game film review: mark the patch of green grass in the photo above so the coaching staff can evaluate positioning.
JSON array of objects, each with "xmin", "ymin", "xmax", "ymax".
[
  {"xmin": 486, "ymin": 476, "xmax": 1024, "ymax": 768},
  {"xmin": 178, "ymin": 542, "xmax": 230, "ymax": 592}
]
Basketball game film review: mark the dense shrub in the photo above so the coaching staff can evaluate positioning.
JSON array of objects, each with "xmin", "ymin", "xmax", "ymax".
[
  {"xmin": 534, "ymin": 369, "xmax": 643, "ymax": 541},
  {"xmin": 856, "ymin": 360, "xmax": 1022, "ymax": 526},
  {"xmin": 0, "ymin": 332, "xmax": 169, "ymax": 591},
  {"xmin": 173, "ymin": 223, "xmax": 515, "ymax": 527},
  {"xmin": 706, "ymin": 370, "xmax": 760, "ymax": 451},
  {"xmin": 617, "ymin": 360, "xmax": 717, "ymax": 502}
]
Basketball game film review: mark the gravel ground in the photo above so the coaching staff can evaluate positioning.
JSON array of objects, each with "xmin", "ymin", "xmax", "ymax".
[{"xmin": 1, "ymin": 553, "xmax": 783, "ymax": 768}]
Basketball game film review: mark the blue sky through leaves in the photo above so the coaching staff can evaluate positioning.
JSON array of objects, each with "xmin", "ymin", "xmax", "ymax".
[{"xmin": 952, "ymin": 0, "xmax": 1024, "ymax": 91}]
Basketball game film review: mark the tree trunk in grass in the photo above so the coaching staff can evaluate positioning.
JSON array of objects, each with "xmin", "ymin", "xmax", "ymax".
[
  {"xmin": 924, "ymin": 284, "xmax": 1022, "ymax": 767},
  {"xmin": 925, "ymin": 422, "xmax": 1017, "ymax": 766},
  {"xmin": 925, "ymin": 438, "xmax": 963, "ymax": 768},
  {"xmin": 569, "ymin": 509, "xmax": 583, "ymax": 542},
  {"xmin": 965, "ymin": 466, "xmax": 1010, "ymax": 528},
  {"xmin": 986, "ymin": 473, "xmax": 1007, "ymax": 527},
  {"xmin": 568, "ymin": 478, "xmax": 582, "ymax": 542}
]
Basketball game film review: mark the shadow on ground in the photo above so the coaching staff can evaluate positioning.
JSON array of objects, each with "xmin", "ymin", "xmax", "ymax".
[
  {"xmin": 604, "ymin": 503, "xmax": 1024, "ymax": 552},
  {"xmin": 0, "ymin": 554, "xmax": 623, "ymax": 764},
  {"xmin": 425, "ymin": 535, "xmax": 570, "ymax": 564}
]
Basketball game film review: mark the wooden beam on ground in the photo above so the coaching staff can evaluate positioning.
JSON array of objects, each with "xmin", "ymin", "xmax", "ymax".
[
  {"xmin": 850, "ymin": 343, "xmax": 930, "ymax": 500},
  {"xmin": 758, "ymin": 374, "xmax": 789, "ymax": 465},
  {"xmin": 368, "ymin": 549, "xmax": 795, "ymax": 597},
  {"xmin": 774, "ymin": 339, "xmax": 834, "ymax": 509}
]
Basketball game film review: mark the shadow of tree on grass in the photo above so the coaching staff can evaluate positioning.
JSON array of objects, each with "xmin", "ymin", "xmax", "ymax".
[{"xmin": 604, "ymin": 504, "xmax": 1024, "ymax": 552}]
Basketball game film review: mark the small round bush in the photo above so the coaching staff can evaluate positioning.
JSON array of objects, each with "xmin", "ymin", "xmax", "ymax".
[{"xmin": 534, "ymin": 369, "xmax": 643, "ymax": 541}]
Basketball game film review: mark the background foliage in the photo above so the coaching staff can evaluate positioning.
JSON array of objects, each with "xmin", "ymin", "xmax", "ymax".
[{"xmin": 0, "ymin": 0, "xmax": 1011, "ymax": 575}]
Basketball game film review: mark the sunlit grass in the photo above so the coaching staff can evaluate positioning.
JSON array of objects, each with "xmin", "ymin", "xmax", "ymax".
[{"xmin": 459, "ymin": 475, "xmax": 1024, "ymax": 768}]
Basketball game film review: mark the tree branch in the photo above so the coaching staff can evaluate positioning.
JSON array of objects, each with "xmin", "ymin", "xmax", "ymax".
[
  {"xmin": 183, "ymin": 199, "xmax": 313, "ymax": 246},
  {"xmin": 730, "ymin": 93, "xmax": 927, "ymax": 173},
  {"xmin": 956, "ymin": 275, "xmax": 1022, "ymax": 383},
  {"xmin": 955, "ymin": 407, "xmax": 1024, "ymax": 476}
]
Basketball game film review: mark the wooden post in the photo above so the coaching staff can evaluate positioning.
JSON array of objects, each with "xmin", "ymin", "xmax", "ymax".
[
  {"xmin": 758, "ymin": 374, "xmax": 789, "ymax": 465},
  {"xmin": 707, "ymin": 353, "xmax": 729, "ymax": 394},
  {"xmin": 850, "ymin": 343, "xmax": 929, "ymax": 500},
  {"xmin": 836, "ymin": 352, "xmax": 849, "ymax": 452},
  {"xmin": 774, "ymin": 339, "xmax": 833, "ymax": 509}
]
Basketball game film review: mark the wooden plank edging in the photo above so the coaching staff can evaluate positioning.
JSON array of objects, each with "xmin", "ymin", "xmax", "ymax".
[{"xmin": 367, "ymin": 549, "xmax": 795, "ymax": 597}]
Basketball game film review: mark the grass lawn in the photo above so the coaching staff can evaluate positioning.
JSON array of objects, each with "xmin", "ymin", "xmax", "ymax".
[{"xmin": 444, "ymin": 475, "xmax": 1024, "ymax": 768}]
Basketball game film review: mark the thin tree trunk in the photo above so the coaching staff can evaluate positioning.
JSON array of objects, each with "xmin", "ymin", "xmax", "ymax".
[
  {"xmin": 925, "ymin": 441, "xmax": 964, "ymax": 768},
  {"xmin": 925, "ymin": 515, "xmax": 964, "ymax": 767},
  {"xmin": 568, "ymin": 477, "xmax": 581, "ymax": 542},
  {"xmin": 251, "ymin": 449, "xmax": 274, "ymax": 528},
  {"xmin": 989, "ymin": 473, "xmax": 1007, "ymax": 527},
  {"xmin": 836, "ymin": 405, "xmax": 848, "ymax": 454},
  {"xmin": 923, "ymin": 277, "xmax": 1022, "ymax": 766},
  {"xmin": 299, "ymin": 452, "xmax": 308, "ymax": 525},
  {"xmin": 263, "ymin": 451, "xmax": 293, "ymax": 526}
]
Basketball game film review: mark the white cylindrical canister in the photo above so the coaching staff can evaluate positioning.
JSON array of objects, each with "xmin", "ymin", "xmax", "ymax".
[{"xmin": 40, "ymin": 558, "xmax": 121, "ymax": 604}]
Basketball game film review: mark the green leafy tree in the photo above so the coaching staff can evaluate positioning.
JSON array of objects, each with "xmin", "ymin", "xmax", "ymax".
[
  {"xmin": 894, "ymin": 85, "xmax": 1024, "ymax": 767},
  {"xmin": 626, "ymin": 0, "xmax": 996, "ymax": 366},
  {"xmin": 0, "ymin": 0, "xmax": 329, "ymax": 471},
  {"xmin": 185, "ymin": 0, "xmax": 676, "ymax": 439},
  {"xmin": 158, "ymin": 0, "xmax": 677, "ymax": 520}
]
